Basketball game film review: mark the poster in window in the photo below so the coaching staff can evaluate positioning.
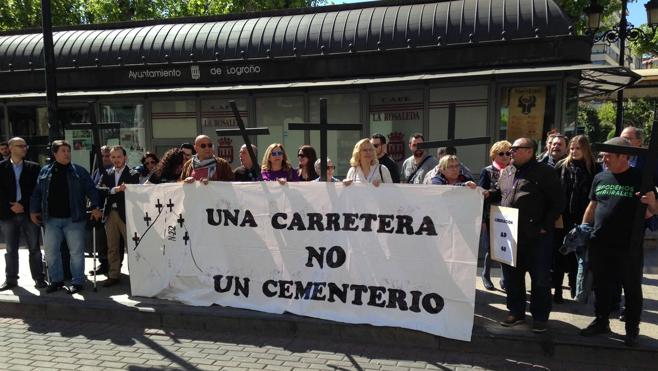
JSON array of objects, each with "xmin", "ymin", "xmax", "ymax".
[{"xmin": 507, "ymin": 87, "xmax": 546, "ymax": 141}]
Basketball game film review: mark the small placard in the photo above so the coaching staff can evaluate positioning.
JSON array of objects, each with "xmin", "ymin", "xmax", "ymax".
[{"xmin": 489, "ymin": 205, "xmax": 519, "ymax": 267}]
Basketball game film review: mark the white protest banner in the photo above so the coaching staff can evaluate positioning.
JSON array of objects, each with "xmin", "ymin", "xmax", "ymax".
[
  {"xmin": 489, "ymin": 205, "xmax": 519, "ymax": 267},
  {"xmin": 125, "ymin": 182, "xmax": 482, "ymax": 341}
]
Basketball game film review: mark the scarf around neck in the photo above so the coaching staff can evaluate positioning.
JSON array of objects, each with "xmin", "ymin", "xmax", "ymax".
[{"xmin": 192, "ymin": 155, "xmax": 217, "ymax": 179}]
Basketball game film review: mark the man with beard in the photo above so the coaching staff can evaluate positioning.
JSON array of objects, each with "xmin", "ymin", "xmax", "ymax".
[
  {"xmin": 182, "ymin": 135, "xmax": 234, "ymax": 183},
  {"xmin": 539, "ymin": 134, "xmax": 568, "ymax": 167},
  {"xmin": 0, "ymin": 141, "xmax": 9, "ymax": 162},
  {"xmin": 233, "ymin": 144, "xmax": 259, "ymax": 181},
  {"xmin": 400, "ymin": 133, "xmax": 438, "ymax": 184},
  {"xmin": 370, "ymin": 134, "xmax": 400, "ymax": 183},
  {"xmin": 96, "ymin": 145, "xmax": 140, "ymax": 287}
]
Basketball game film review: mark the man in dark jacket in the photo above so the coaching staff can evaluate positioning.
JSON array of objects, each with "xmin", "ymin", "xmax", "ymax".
[
  {"xmin": 371, "ymin": 133, "xmax": 400, "ymax": 183},
  {"xmin": 0, "ymin": 137, "xmax": 46, "ymax": 290},
  {"xmin": 493, "ymin": 137, "xmax": 564, "ymax": 333},
  {"xmin": 30, "ymin": 140, "xmax": 102, "ymax": 294},
  {"xmin": 97, "ymin": 145, "xmax": 140, "ymax": 287}
]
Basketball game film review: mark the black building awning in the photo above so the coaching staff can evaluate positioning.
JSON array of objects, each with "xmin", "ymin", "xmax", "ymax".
[{"xmin": 0, "ymin": 0, "xmax": 594, "ymax": 93}]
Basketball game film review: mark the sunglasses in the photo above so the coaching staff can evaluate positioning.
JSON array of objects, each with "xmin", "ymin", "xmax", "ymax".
[
  {"xmin": 271, "ymin": 150, "xmax": 284, "ymax": 157},
  {"xmin": 199, "ymin": 143, "xmax": 213, "ymax": 149},
  {"xmin": 510, "ymin": 146, "xmax": 532, "ymax": 152},
  {"xmin": 498, "ymin": 151, "xmax": 512, "ymax": 157}
]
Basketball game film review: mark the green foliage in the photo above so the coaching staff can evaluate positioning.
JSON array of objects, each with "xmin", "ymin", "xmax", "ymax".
[
  {"xmin": 0, "ymin": 0, "xmax": 326, "ymax": 31},
  {"xmin": 586, "ymin": 98, "xmax": 657, "ymax": 145},
  {"xmin": 557, "ymin": 0, "xmax": 621, "ymax": 35},
  {"xmin": 579, "ymin": 102, "xmax": 614, "ymax": 144}
]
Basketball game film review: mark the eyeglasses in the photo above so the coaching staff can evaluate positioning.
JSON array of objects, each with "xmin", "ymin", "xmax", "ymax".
[
  {"xmin": 498, "ymin": 151, "xmax": 512, "ymax": 157},
  {"xmin": 446, "ymin": 164, "xmax": 460, "ymax": 169},
  {"xmin": 271, "ymin": 150, "xmax": 284, "ymax": 157},
  {"xmin": 297, "ymin": 154, "xmax": 306, "ymax": 158},
  {"xmin": 199, "ymin": 143, "xmax": 213, "ymax": 149},
  {"xmin": 510, "ymin": 146, "xmax": 532, "ymax": 152}
]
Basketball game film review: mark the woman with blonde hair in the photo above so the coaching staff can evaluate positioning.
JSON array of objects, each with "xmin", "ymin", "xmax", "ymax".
[
  {"xmin": 478, "ymin": 140, "xmax": 512, "ymax": 290},
  {"xmin": 344, "ymin": 138, "xmax": 392, "ymax": 186},
  {"xmin": 554, "ymin": 135, "xmax": 600, "ymax": 303},
  {"xmin": 260, "ymin": 143, "xmax": 299, "ymax": 182},
  {"xmin": 430, "ymin": 155, "xmax": 476, "ymax": 187}
]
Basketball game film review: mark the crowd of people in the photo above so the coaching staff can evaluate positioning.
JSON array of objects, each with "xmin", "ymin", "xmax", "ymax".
[{"xmin": 0, "ymin": 128, "xmax": 657, "ymax": 347}]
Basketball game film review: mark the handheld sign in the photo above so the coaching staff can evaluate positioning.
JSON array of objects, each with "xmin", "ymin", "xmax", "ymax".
[{"xmin": 489, "ymin": 205, "xmax": 518, "ymax": 267}]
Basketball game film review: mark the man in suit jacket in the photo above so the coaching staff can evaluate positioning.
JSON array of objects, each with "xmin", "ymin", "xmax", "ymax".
[
  {"xmin": 97, "ymin": 145, "xmax": 140, "ymax": 287},
  {"xmin": 0, "ymin": 137, "xmax": 46, "ymax": 290}
]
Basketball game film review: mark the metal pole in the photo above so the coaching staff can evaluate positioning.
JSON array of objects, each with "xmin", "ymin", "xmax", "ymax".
[
  {"xmin": 615, "ymin": 0, "xmax": 629, "ymax": 136},
  {"xmin": 41, "ymin": 0, "xmax": 60, "ymax": 145},
  {"xmin": 319, "ymin": 98, "xmax": 327, "ymax": 182}
]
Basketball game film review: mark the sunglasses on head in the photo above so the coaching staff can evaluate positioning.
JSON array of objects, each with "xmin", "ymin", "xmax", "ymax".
[
  {"xmin": 199, "ymin": 143, "xmax": 213, "ymax": 149},
  {"xmin": 271, "ymin": 150, "xmax": 284, "ymax": 157},
  {"xmin": 498, "ymin": 151, "xmax": 512, "ymax": 157}
]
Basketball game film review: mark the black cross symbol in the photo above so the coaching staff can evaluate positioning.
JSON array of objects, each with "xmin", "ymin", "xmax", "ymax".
[
  {"xmin": 155, "ymin": 199, "xmax": 163, "ymax": 213},
  {"xmin": 416, "ymin": 103, "xmax": 490, "ymax": 152},
  {"xmin": 167, "ymin": 199, "xmax": 174, "ymax": 212},
  {"xmin": 592, "ymin": 103, "xmax": 658, "ymax": 256},
  {"xmin": 288, "ymin": 98, "xmax": 363, "ymax": 181},
  {"xmin": 183, "ymin": 231, "xmax": 190, "ymax": 246},
  {"xmin": 143, "ymin": 212, "xmax": 152, "ymax": 226},
  {"xmin": 216, "ymin": 101, "xmax": 270, "ymax": 181},
  {"xmin": 132, "ymin": 232, "xmax": 140, "ymax": 248},
  {"xmin": 177, "ymin": 214, "xmax": 185, "ymax": 228}
]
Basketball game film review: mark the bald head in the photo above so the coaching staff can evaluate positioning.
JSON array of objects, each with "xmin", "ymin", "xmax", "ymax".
[
  {"xmin": 621, "ymin": 126, "xmax": 643, "ymax": 148},
  {"xmin": 511, "ymin": 138, "xmax": 535, "ymax": 167},
  {"xmin": 194, "ymin": 135, "xmax": 214, "ymax": 160}
]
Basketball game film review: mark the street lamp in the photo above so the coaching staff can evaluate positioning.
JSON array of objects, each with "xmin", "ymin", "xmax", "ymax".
[{"xmin": 585, "ymin": 0, "xmax": 658, "ymax": 136}]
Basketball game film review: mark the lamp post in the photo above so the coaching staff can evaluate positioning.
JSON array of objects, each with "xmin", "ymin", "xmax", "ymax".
[{"xmin": 585, "ymin": 0, "xmax": 658, "ymax": 136}]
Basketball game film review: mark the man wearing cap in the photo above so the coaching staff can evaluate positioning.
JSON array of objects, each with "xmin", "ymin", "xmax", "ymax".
[{"xmin": 579, "ymin": 137, "xmax": 658, "ymax": 346}]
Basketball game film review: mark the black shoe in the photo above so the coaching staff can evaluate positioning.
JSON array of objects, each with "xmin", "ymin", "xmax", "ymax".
[
  {"xmin": 619, "ymin": 308, "xmax": 626, "ymax": 322},
  {"xmin": 88, "ymin": 266, "xmax": 108, "ymax": 276},
  {"xmin": 64, "ymin": 284, "xmax": 84, "ymax": 295},
  {"xmin": 102, "ymin": 278, "xmax": 120, "ymax": 287},
  {"xmin": 45, "ymin": 282, "xmax": 64, "ymax": 294},
  {"xmin": 553, "ymin": 291, "xmax": 564, "ymax": 304},
  {"xmin": 482, "ymin": 276, "xmax": 495, "ymax": 291},
  {"xmin": 580, "ymin": 318, "xmax": 611, "ymax": 337},
  {"xmin": 625, "ymin": 329, "xmax": 639, "ymax": 347},
  {"xmin": 34, "ymin": 280, "xmax": 48, "ymax": 289},
  {"xmin": 500, "ymin": 314, "xmax": 525, "ymax": 327},
  {"xmin": 499, "ymin": 279, "xmax": 506, "ymax": 291},
  {"xmin": 0, "ymin": 281, "xmax": 18, "ymax": 291},
  {"xmin": 532, "ymin": 320, "xmax": 548, "ymax": 333}
]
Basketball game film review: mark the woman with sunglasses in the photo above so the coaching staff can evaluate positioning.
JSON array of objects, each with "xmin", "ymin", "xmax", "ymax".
[
  {"xmin": 137, "ymin": 152, "xmax": 159, "ymax": 184},
  {"xmin": 478, "ymin": 140, "xmax": 512, "ymax": 291},
  {"xmin": 554, "ymin": 135, "xmax": 600, "ymax": 304},
  {"xmin": 297, "ymin": 145, "xmax": 319, "ymax": 181},
  {"xmin": 261, "ymin": 143, "xmax": 299, "ymax": 182}
]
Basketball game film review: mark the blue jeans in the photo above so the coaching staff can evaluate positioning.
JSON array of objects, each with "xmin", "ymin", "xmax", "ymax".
[
  {"xmin": 501, "ymin": 232, "xmax": 553, "ymax": 322},
  {"xmin": 0, "ymin": 214, "xmax": 44, "ymax": 283},
  {"xmin": 44, "ymin": 218, "xmax": 86, "ymax": 285}
]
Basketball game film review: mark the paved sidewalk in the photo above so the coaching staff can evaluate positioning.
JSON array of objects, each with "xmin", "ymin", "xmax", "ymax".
[
  {"xmin": 0, "ymin": 316, "xmax": 628, "ymax": 371},
  {"xmin": 1, "ymin": 241, "xmax": 657, "ymax": 369}
]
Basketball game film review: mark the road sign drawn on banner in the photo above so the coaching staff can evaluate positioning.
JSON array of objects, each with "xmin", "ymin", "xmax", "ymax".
[{"xmin": 489, "ymin": 205, "xmax": 518, "ymax": 267}]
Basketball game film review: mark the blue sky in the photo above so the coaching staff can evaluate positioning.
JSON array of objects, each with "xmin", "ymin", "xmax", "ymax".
[{"xmin": 336, "ymin": 0, "xmax": 652, "ymax": 27}]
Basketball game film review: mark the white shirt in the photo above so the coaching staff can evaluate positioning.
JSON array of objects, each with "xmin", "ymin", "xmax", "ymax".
[
  {"xmin": 109, "ymin": 166, "xmax": 125, "ymax": 195},
  {"xmin": 346, "ymin": 163, "xmax": 392, "ymax": 184}
]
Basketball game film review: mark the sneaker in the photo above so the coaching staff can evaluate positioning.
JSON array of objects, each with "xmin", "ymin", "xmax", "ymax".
[
  {"xmin": 482, "ymin": 276, "xmax": 495, "ymax": 291},
  {"xmin": 34, "ymin": 280, "xmax": 48, "ymax": 289},
  {"xmin": 500, "ymin": 314, "xmax": 525, "ymax": 327},
  {"xmin": 64, "ymin": 284, "xmax": 84, "ymax": 295},
  {"xmin": 45, "ymin": 281, "xmax": 64, "ymax": 294},
  {"xmin": 532, "ymin": 320, "xmax": 548, "ymax": 333},
  {"xmin": 580, "ymin": 318, "xmax": 610, "ymax": 337}
]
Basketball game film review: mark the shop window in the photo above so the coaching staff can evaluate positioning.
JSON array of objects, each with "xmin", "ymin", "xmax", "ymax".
[
  {"xmin": 152, "ymin": 100, "xmax": 197, "ymax": 139},
  {"xmin": 429, "ymin": 85, "xmax": 489, "ymax": 175},
  {"xmin": 201, "ymin": 98, "xmax": 248, "ymax": 167},
  {"xmin": 7, "ymin": 106, "xmax": 49, "ymax": 164},
  {"xmin": 369, "ymin": 90, "xmax": 424, "ymax": 168},
  {"xmin": 309, "ymin": 94, "xmax": 361, "ymax": 177},
  {"xmin": 499, "ymin": 85, "xmax": 557, "ymax": 149},
  {"xmin": 254, "ymin": 96, "xmax": 304, "ymax": 168}
]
